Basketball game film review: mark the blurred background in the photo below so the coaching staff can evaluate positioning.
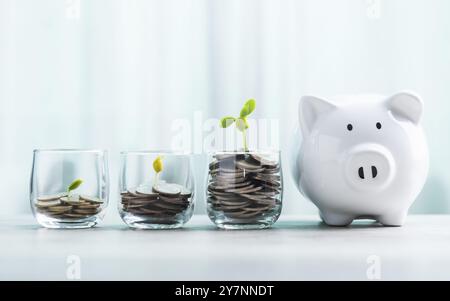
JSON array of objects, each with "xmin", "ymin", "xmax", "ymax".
[{"xmin": 0, "ymin": 0, "xmax": 449, "ymax": 222}]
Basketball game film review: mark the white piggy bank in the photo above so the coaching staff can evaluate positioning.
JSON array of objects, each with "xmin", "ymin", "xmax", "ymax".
[{"xmin": 294, "ymin": 92, "xmax": 429, "ymax": 226}]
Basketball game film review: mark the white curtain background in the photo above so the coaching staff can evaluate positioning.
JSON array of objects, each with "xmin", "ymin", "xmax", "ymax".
[{"xmin": 1, "ymin": 0, "xmax": 450, "ymax": 222}]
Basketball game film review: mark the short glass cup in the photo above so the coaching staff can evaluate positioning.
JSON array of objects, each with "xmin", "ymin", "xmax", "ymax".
[
  {"xmin": 30, "ymin": 149, "xmax": 109, "ymax": 229},
  {"xmin": 119, "ymin": 151, "xmax": 195, "ymax": 229},
  {"xmin": 206, "ymin": 150, "xmax": 283, "ymax": 229}
]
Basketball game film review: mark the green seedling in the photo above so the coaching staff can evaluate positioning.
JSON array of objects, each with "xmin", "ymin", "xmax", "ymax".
[
  {"xmin": 153, "ymin": 155, "xmax": 164, "ymax": 186},
  {"xmin": 67, "ymin": 178, "xmax": 83, "ymax": 197},
  {"xmin": 219, "ymin": 99, "xmax": 256, "ymax": 152}
]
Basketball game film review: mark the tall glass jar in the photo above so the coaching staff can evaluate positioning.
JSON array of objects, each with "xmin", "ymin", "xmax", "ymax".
[
  {"xmin": 206, "ymin": 150, "xmax": 283, "ymax": 229},
  {"xmin": 30, "ymin": 149, "xmax": 109, "ymax": 229},
  {"xmin": 119, "ymin": 151, "xmax": 195, "ymax": 229}
]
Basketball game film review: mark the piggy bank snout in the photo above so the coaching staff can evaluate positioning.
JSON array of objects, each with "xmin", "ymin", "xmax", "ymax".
[{"xmin": 344, "ymin": 144, "xmax": 396, "ymax": 191}]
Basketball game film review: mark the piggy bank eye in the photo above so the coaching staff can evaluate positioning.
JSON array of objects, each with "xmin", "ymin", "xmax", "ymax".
[
  {"xmin": 376, "ymin": 122, "xmax": 382, "ymax": 130},
  {"xmin": 347, "ymin": 124, "xmax": 353, "ymax": 131}
]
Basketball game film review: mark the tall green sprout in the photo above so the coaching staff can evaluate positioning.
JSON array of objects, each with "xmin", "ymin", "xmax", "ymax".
[{"xmin": 219, "ymin": 99, "xmax": 256, "ymax": 152}]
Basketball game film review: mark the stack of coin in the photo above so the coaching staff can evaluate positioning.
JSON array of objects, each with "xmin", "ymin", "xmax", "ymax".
[
  {"xmin": 35, "ymin": 193, "xmax": 104, "ymax": 219},
  {"xmin": 207, "ymin": 153, "xmax": 282, "ymax": 220},
  {"xmin": 121, "ymin": 181, "xmax": 192, "ymax": 221}
]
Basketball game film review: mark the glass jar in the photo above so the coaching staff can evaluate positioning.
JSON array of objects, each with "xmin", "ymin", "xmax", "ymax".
[
  {"xmin": 206, "ymin": 150, "xmax": 283, "ymax": 229},
  {"xmin": 30, "ymin": 149, "xmax": 109, "ymax": 229},
  {"xmin": 119, "ymin": 151, "xmax": 195, "ymax": 229}
]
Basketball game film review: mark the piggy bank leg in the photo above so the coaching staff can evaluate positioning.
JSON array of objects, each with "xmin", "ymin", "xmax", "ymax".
[
  {"xmin": 377, "ymin": 211, "xmax": 407, "ymax": 227},
  {"xmin": 319, "ymin": 211, "xmax": 354, "ymax": 226}
]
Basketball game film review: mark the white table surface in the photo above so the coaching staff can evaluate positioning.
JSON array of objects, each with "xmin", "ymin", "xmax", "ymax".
[{"xmin": 1, "ymin": 214, "xmax": 450, "ymax": 281}]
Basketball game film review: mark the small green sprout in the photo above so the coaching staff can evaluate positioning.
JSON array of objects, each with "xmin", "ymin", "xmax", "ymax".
[
  {"xmin": 153, "ymin": 155, "xmax": 163, "ymax": 185},
  {"xmin": 219, "ymin": 99, "xmax": 256, "ymax": 152},
  {"xmin": 67, "ymin": 178, "xmax": 83, "ymax": 196}
]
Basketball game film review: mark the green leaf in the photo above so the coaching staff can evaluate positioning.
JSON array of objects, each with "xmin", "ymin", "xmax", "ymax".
[
  {"xmin": 220, "ymin": 116, "xmax": 236, "ymax": 128},
  {"xmin": 235, "ymin": 117, "xmax": 249, "ymax": 132},
  {"xmin": 68, "ymin": 178, "xmax": 83, "ymax": 192},
  {"xmin": 240, "ymin": 99, "xmax": 256, "ymax": 118}
]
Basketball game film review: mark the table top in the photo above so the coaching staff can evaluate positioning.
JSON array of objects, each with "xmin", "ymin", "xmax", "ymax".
[{"xmin": 1, "ymin": 214, "xmax": 449, "ymax": 281}]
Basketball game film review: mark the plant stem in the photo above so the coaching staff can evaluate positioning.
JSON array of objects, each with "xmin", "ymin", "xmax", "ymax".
[
  {"xmin": 154, "ymin": 172, "xmax": 159, "ymax": 186},
  {"xmin": 242, "ymin": 129, "xmax": 248, "ymax": 152}
]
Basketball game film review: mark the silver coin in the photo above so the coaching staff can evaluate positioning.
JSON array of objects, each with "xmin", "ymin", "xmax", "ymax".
[
  {"xmin": 60, "ymin": 195, "xmax": 82, "ymax": 205},
  {"xmin": 253, "ymin": 177, "xmax": 281, "ymax": 188},
  {"xmin": 254, "ymin": 198, "xmax": 277, "ymax": 206},
  {"xmin": 247, "ymin": 204, "xmax": 275, "ymax": 212},
  {"xmin": 152, "ymin": 183, "xmax": 181, "ymax": 197},
  {"xmin": 217, "ymin": 203, "xmax": 249, "ymax": 210},
  {"xmin": 213, "ymin": 206, "xmax": 246, "ymax": 213},
  {"xmin": 73, "ymin": 208, "xmax": 98, "ymax": 214},
  {"xmin": 255, "ymin": 190, "xmax": 280, "ymax": 197},
  {"xmin": 239, "ymin": 168, "xmax": 265, "ymax": 174},
  {"xmin": 135, "ymin": 185, "xmax": 159, "ymax": 197},
  {"xmin": 36, "ymin": 200, "xmax": 61, "ymax": 208},
  {"xmin": 138, "ymin": 207, "xmax": 165, "ymax": 215},
  {"xmin": 254, "ymin": 173, "xmax": 281, "ymax": 181},
  {"xmin": 214, "ymin": 153, "xmax": 245, "ymax": 161},
  {"xmin": 238, "ymin": 193, "xmax": 270, "ymax": 202},
  {"xmin": 262, "ymin": 166, "xmax": 280, "ymax": 173},
  {"xmin": 225, "ymin": 185, "xmax": 262, "ymax": 194},
  {"xmin": 121, "ymin": 195, "xmax": 147, "ymax": 201},
  {"xmin": 166, "ymin": 183, "xmax": 192, "ymax": 198},
  {"xmin": 47, "ymin": 211, "xmax": 66, "ymax": 216},
  {"xmin": 124, "ymin": 208, "xmax": 144, "ymax": 214},
  {"xmin": 210, "ymin": 194, "xmax": 244, "ymax": 202},
  {"xmin": 127, "ymin": 197, "xmax": 158, "ymax": 204},
  {"xmin": 223, "ymin": 210, "xmax": 262, "ymax": 219},
  {"xmin": 159, "ymin": 195, "xmax": 187, "ymax": 205},
  {"xmin": 211, "ymin": 170, "xmax": 245, "ymax": 178},
  {"xmin": 238, "ymin": 210, "xmax": 267, "ymax": 218},
  {"xmin": 48, "ymin": 205, "xmax": 72, "ymax": 213},
  {"xmin": 127, "ymin": 188, "xmax": 142, "ymax": 197},
  {"xmin": 258, "ymin": 186, "xmax": 280, "ymax": 194},
  {"xmin": 209, "ymin": 167, "xmax": 242, "ymax": 175},
  {"xmin": 236, "ymin": 160, "xmax": 261, "ymax": 170},
  {"xmin": 213, "ymin": 161, "xmax": 241, "ymax": 170},
  {"xmin": 213, "ymin": 198, "xmax": 249, "ymax": 206},
  {"xmin": 37, "ymin": 193, "xmax": 67, "ymax": 202},
  {"xmin": 250, "ymin": 154, "xmax": 278, "ymax": 168},
  {"xmin": 260, "ymin": 181, "xmax": 281, "ymax": 190},
  {"xmin": 209, "ymin": 160, "xmax": 220, "ymax": 170},
  {"xmin": 212, "ymin": 177, "xmax": 247, "ymax": 185},
  {"xmin": 75, "ymin": 203, "xmax": 100, "ymax": 209},
  {"xmin": 152, "ymin": 201, "xmax": 185, "ymax": 211},
  {"xmin": 209, "ymin": 180, "xmax": 252, "ymax": 190},
  {"xmin": 63, "ymin": 213, "xmax": 88, "ymax": 218},
  {"xmin": 80, "ymin": 195, "xmax": 104, "ymax": 203},
  {"xmin": 209, "ymin": 190, "xmax": 242, "ymax": 197},
  {"xmin": 212, "ymin": 170, "xmax": 246, "ymax": 177},
  {"xmin": 125, "ymin": 203, "xmax": 148, "ymax": 209}
]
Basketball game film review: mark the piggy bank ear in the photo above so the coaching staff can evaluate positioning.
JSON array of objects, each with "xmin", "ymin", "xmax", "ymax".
[
  {"xmin": 386, "ymin": 92, "xmax": 423, "ymax": 124},
  {"xmin": 299, "ymin": 95, "xmax": 336, "ymax": 135}
]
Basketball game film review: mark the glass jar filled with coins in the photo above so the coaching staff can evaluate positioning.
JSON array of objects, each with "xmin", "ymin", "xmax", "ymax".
[
  {"xmin": 30, "ymin": 149, "xmax": 109, "ymax": 229},
  {"xmin": 206, "ymin": 150, "xmax": 283, "ymax": 229},
  {"xmin": 119, "ymin": 151, "xmax": 195, "ymax": 229}
]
